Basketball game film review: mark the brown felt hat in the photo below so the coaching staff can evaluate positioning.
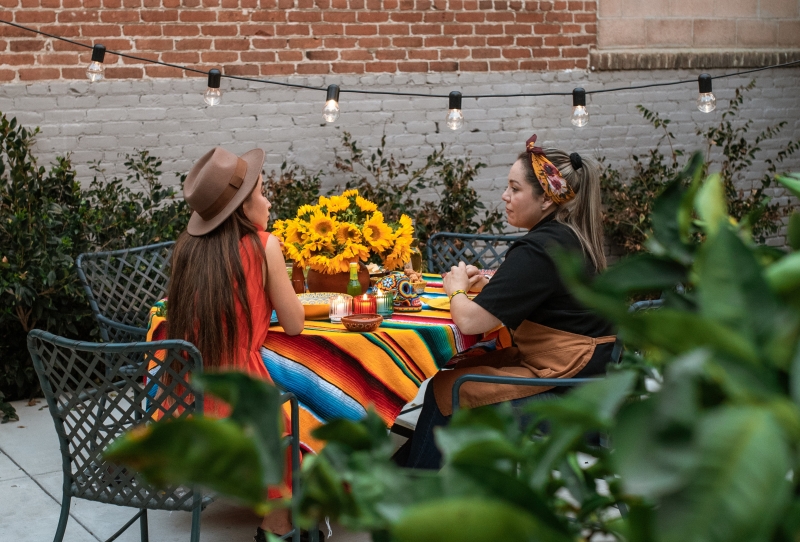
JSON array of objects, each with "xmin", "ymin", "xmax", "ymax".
[{"xmin": 183, "ymin": 147, "xmax": 265, "ymax": 236}]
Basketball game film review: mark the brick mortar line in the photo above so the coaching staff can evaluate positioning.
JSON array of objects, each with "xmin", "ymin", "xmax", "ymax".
[{"xmin": 0, "ymin": 445, "xmax": 104, "ymax": 542}]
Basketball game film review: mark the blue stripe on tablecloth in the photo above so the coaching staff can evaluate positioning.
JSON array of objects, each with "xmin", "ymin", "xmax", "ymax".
[{"xmin": 260, "ymin": 346, "xmax": 367, "ymax": 422}]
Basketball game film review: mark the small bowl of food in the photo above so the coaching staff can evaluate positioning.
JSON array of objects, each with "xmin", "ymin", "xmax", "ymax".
[
  {"xmin": 411, "ymin": 280, "xmax": 427, "ymax": 294},
  {"xmin": 297, "ymin": 292, "xmax": 347, "ymax": 320},
  {"xmin": 404, "ymin": 269, "xmax": 427, "ymax": 294},
  {"xmin": 341, "ymin": 313, "xmax": 383, "ymax": 332}
]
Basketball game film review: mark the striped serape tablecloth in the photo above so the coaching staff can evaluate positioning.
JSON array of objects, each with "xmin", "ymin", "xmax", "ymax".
[{"xmin": 262, "ymin": 274, "xmax": 481, "ymax": 450}]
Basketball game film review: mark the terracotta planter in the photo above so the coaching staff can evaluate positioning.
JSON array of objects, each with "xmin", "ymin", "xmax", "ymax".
[{"xmin": 306, "ymin": 262, "xmax": 371, "ymax": 294}]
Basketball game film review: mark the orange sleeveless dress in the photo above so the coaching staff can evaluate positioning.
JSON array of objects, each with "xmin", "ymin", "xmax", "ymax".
[{"xmin": 204, "ymin": 230, "xmax": 276, "ymax": 418}]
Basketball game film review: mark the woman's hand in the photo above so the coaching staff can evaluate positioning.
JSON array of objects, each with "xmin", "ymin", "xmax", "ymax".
[
  {"xmin": 443, "ymin": 262, "xmax": 471, "ymax": 296},
  {"xmin": 464, "ymin": 265, "xmax": 488, "ymax": 292},
  {"xmin": 444, "ymin": 261, "xmax": 502, "ymax": 335}
]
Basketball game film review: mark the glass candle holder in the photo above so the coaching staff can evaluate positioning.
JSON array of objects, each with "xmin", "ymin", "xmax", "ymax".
[
  {"xmin": 353, "ymin": 293, "xmax": 377, "ymax": 315},
  {"xmin": 375, "ymin": 290, "xmax": 394, "ymax": 317},
  {"xmin": 329, "ymin": 295, "xmax": 352, "ymax": 323}
]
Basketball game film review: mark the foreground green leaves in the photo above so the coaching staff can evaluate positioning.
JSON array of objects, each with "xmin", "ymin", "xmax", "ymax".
[
  {"xmin": 104, "ymin": 373, "xmax": 286, "ymax": 513},
  {"xmin": 106, "ymin": 155, "xmax": 800, "ymax": 542}
]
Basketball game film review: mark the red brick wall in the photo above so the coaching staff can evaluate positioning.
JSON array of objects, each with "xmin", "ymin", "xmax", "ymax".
[{"xmin": 0, "ymin": 1, "xmax": 597, "ymax": 82}]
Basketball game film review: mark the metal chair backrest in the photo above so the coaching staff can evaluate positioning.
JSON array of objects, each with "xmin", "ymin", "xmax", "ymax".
[
  {"xmin": 76, "ymin": 241, "xmax": 175, "ymax": 343},
  {"xmin": 426, "ymin": 232, "xmax": 523, "ymax": 274},
  {"xmin": 28, "ymin": 330, "xmax": 205, "ymax": 514}
]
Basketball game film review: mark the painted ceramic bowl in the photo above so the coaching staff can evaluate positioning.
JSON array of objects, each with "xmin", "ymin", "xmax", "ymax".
[
  {"xmin": 341, "ymin": 313, "xmax": 383, "ymax": 332},
  {"xmin": 297, "ymin": 292, "xmax": 349, "ymax": 320}
]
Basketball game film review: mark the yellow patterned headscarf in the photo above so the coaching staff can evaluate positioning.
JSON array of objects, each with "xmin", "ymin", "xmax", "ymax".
[{"xmin": 525, "ymin": 134, "xmax": 576, "ymax": 205}]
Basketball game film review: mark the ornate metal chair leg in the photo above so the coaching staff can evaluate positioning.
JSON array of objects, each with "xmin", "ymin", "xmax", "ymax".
[
  {"xmin": 190, "ymin": 494, "xmax": 202, "ymax": 542},
  {"xmin": 139, "ymin": 509, "xmax": 149, "ymax": 542},
  {"xmin": 53, "ymin": 491, "xmax": 71, "ymax": 542}
]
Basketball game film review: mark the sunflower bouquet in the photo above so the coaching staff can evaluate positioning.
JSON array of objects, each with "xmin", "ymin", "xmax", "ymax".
[{"xmin": 271, "ymin": 189, "xmax": 415, "ymax": 274}]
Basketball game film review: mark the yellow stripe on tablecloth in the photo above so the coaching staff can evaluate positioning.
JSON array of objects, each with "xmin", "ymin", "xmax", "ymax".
[{"xmin": 269, "ymin": 324, "xmax": 431, "ymax": 401}]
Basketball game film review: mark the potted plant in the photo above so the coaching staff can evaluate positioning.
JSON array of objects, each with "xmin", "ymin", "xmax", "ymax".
[{"xmin": 271, "ymin": 189, "xmax": 415, "ymax": 293}]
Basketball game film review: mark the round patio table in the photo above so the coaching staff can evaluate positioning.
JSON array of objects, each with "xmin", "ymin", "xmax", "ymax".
[{"xmin": 261, "ymin": 273, "xmax": 496, "ymax": 451}]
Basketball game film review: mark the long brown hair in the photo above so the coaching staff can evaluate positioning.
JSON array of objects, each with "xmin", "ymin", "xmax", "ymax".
[
  {"xmin": 166, "ymin": 206, "xmax": 268, "ymax": 370},
  {"xmin": 516, "ymin": 150, "xmax": 606, "ymax": 271}
]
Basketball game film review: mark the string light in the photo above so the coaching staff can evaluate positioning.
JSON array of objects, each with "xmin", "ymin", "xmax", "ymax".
[
  {"xmin": 86, "ymin": 44, "xmax": 105, "ymax": 82},
  {"xmin": 697, "ymin": 73, "xmax": 716, "ymax": 113},
  {"xmin": 323, "ymin": 84, "xmax": 340, "ymax": 123},
  {"xmin": 446, "ymin": 91, "xmax": 464, "ymax": 130},
  {"xmin": 571, "ymin": 87, "xmax": 588, "ymax": 127},
  {"xmin": 203, "ymin": 69, "xmax": 222, "ymax": 106},
  {"xmin": 1, "ymin": 20, "xmax": 798, "ymax": 122}
]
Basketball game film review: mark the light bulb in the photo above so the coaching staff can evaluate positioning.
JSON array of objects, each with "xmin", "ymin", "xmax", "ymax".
[
  {"xmin": 446, "ymin": 108, "xmax": 464, "ymax": 130},
  {"xmin": 86, "ymin": 61, "xmax": 104, "ymax": 82},
  {"xmin": 446, "ymin": 90, "xmax": 463, "ymax": 130},
  {"xmin": 323, "ymin": 100, "xmax": 340, "ymax": 122},
  {"xmin": 697, "ymin": 74, "xmax": 716, "ymax": 113},
  {"xmin": 571, "ymin": 106, "xmax": 589, "ymax": 127},
  {"xmin": 86, "ymin": 44, "xmax": 106, "ymax": 82},
  {"xmin": 204, "ymin": 68, "xmax": 222, "ymax": 106},
  {"xmin": 570, "ymin": 87, "xmax": 588, "ymax": 127},
  {"xmin": 323, "ymin": 84, "xmax": 340, "ymax": 123},
  {"xmin": 204, "ymin": 88, "xmax": 222, "ymax": 106}
]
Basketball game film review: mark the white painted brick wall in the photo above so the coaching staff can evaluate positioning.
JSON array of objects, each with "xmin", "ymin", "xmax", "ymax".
[{"xmin": 2, "ymin": 68, "xmax": 799, "ymax": 244}]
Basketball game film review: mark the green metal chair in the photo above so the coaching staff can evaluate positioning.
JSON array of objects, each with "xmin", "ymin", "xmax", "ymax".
[
  {"xmin": 28, "ymin": 329, "xmax": 210, "ymax": 542},
  {"xmin": 28, "ymin": 329, "xmax": 306, "ymax": 542},
  {"xmin": 426, "ymin": 232, "xmax": 523, "ymax": 274},
  {"xmin": 76, "ymin": 241, "xmax": 175, "ymax": 344}
]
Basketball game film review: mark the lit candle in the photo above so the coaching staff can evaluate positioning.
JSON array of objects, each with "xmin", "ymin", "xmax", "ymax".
[
  {"xmin": 353, "ymin": 293, "xmax": 377, "ymax": 314},
  {"xmin": 329, "ymin": 295, "xmax": 352, "ymax": 323},
  {"xmin": 376, "ymin": 290, "xmax": 394, "ymax": 317}
]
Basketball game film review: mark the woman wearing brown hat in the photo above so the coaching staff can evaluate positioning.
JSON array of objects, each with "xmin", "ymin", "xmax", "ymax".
[
  {"xmin": 394, "ymin": 134, "xmax": 615, "ymax": 469},
  {"xmin": 166, "ymin": 147, "xmax": 305, "ymax": 539}
]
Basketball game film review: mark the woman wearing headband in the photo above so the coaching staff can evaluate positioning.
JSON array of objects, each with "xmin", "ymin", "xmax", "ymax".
[
  {"xmin": 165, "ymin": 147, "xmax": 306, "ymax": 540},
  {"xmin": 394, "ymin": 134, "xmax": 614, "ymax": 469}
]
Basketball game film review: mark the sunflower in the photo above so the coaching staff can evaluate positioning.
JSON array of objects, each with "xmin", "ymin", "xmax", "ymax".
[
  {"xmin": 336, "ymin": 223, "xmax": 362, "ymax": 245},
  {"xmin": 284, "ymin": 243, "xmax": 305, "ymax": 266},
  {"xmin": 342, "ymin": 242, "xmax": 370, "ymax": 262},
  {"xmin": 271, "ymin": 219, "xmax": 287, "ymax": 241},
  {"xmin": 342, "ymin": 189, "xmax": 359, "ymax": 198},
  {"xmin": 356, "ymin": 196, "xmax": 378, "ymax": 213},
  {"xmin": 308, "ymin": 211, "xmax": 337, "ymax": 241},
  {"xmin": 383, "ymin": 235, "xmax": 412, "ymax": 270},
  {"xmin": 395, "ymin": 214, "xmax": 414, "ymax": 237},
  {"xmin": 327, "ymin": 195, "xmax": 351, "ymax": 213},
  {"xmin": 296, "ymin": 204, "xmax": 315, "ymax": 218},
  {"xmin": 283, "ymin": 221, "xmax": 305, "ymax": 245},
  {"xmin": 325, "ymin": 252, "xmax": 351, "ymax": 274},
  {"xmin": 362, "ymin": 212, "xmax": 394, "ymax": 252}
]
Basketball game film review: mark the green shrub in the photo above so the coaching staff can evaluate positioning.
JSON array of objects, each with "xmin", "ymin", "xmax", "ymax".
[
  {"xmin": 333, "ymin": 131, "xmax": 505, "ymax": 250},
  {"xmin": 264, "ymin": 161, "xmax": 323, "ymax": 221},
  {"xmin": 0, "ymin": 112, "xmax": 188, "ymax": 419},
  {"xmin": 602, "ymin": 80, "xmax": 798, "ymax": 255}
]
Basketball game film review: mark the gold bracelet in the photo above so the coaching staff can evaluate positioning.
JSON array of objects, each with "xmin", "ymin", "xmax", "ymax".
[{"xmin": 448, "ymin": 289, "xmax": 468, "ymax": 302}]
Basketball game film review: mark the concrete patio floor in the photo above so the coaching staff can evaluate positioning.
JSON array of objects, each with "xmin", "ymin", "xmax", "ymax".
[{"xmin": 0, "ymin": 398, "xmax": 375, "ymax": 542}]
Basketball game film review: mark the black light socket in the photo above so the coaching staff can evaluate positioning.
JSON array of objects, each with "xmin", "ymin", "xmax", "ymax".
[
  {"xmin": 207, "ymin": 69, "xmax": 221, "ymax": 89},
  {"xmin": 448, "ymin": 90, "xmax": 462, "ymax": 110},
  {"xmin": 698, "ymin": 73, "xmax": 712, "ymax": 94},
  {"xmin": 91, "ymin": 44, "xmax": 106, "ymax": 63},
  {"xmin": 572, "ymin": 87, "xmax": 586, "ymax": 107},
  {"xmin": 326, "ymin": 84, "xmax": 340, "ymax": 102}
]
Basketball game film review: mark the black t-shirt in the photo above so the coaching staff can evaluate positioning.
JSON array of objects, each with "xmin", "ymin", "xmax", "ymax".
[{"xmin": 473, "ymin": 214, "xmax": 615, "ymax": 376}]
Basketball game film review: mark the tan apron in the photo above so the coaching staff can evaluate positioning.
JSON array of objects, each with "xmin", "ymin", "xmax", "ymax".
[{"xmin": 432, "ymin": 321, "xmax": 616, "ymax": 416}]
